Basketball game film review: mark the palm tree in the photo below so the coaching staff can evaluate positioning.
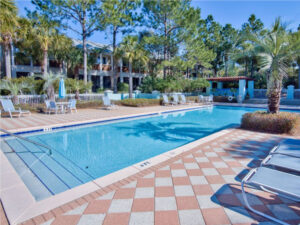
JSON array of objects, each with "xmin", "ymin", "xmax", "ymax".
[
  {"xmin": 290, "ymin": 30, "xmax": 300, "ymax": 88},
  {"xmin": 0, "ymin": 0, "xmax": 18, "ymax": 79},
  {"xmin": 252, "ymin": 18, "xmax": 300, "ymax": 113},
  {"xmin": 0, "ymin": 79, "xmax": 33, "ymax": 103},
  {"xmin": 119, "ymin": 36, "xmax": 149, "ymax": 98},
  {"xmin": 36, "ymin": 72, "xmax": 64, "ymax": 100},
  {"xmin": 29, "ymin": 13, "xmax": 58, "ymax": 76}
]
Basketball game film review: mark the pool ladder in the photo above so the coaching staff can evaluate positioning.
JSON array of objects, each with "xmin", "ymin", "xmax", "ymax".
[{"xmin": 0, "ymin": 128, "xmax": 52, "ymax": 155}]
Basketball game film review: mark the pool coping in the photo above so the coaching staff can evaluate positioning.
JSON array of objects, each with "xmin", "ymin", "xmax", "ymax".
[{"xmin": 1, "ymin": 104, "xmax": 220, "ymax": 225}]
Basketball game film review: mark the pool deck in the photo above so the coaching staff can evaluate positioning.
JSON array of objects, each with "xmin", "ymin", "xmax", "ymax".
[{"xmin": 1, "ymin": 104, "xmax": 300, "ymax": 225}]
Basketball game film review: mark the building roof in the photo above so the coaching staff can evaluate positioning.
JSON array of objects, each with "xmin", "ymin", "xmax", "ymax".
[
  {"xmin": 206, "ymin": 76, "xmax": 254, "ymax": 82},
  {"xmin": 72, "ymin": 39, "xmax": 113, "ymax": 53}
]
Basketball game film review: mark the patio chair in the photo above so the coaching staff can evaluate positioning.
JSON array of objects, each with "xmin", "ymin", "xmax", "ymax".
[
  {"xmin": 162, "ymin": 94, "xmax": 176, "ymax": 106},
  {"xmin": 45, "ymin": 100, "xmax": 60, "ymax": 114},
  {"xmin": 0, "ymin": 99, "xmax": 31, "ymax": 118},
  {"xmin": 270, "ymin": 138, "xmax": 300, "ymax": 158},
  {"xmin": 242, "ymin": 167, "xmax": 300, "ymax": 225},
  {"xmin": 67, "ymin": 99, "xmax": 77, "ymax": 113},
  {"xmin": 102, "ymin": 96, "xmax": 116, "ymax": 110}
]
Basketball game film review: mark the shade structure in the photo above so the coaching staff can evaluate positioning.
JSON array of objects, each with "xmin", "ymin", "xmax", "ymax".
[{"xmin": 59, "ymin": 78, "xmax": 66, "ymax": 99}]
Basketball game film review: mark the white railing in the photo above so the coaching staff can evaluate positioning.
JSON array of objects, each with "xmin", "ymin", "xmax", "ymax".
[{"xmin": 0, "ymin": 94, "xmax": 104, "ymax": 105}]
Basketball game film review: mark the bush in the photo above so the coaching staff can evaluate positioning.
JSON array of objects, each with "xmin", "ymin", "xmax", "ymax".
[
  {"xmin": 119, "ymin": 98, "xmax": 161, "ymax": 107},
  {"xmin": 117, "ymin": 83, "xmax": 129, "ymax": 92},
  {"xmin": 76, "ymin": 100, "xmax": 103, "ymax": 109},
  {"xmin": 241, "ymin": 111, "xmax": 300, "ymax": 134},
  {"xmin": 139, "ymin": 77, "xmax": 209, "ymax": 93}
]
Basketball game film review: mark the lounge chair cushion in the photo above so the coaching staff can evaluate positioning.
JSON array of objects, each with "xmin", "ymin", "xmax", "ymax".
[
  {"xmin": 272, "ymin": 144, "xmax": 300, "ymax": 157},
  {"xmin": 246, "ymin": 167, "xmax": 300, "ymax": 200},
  {"xmin": 263, "ymin": 154, "xmax": 300, "ymax": 172}
]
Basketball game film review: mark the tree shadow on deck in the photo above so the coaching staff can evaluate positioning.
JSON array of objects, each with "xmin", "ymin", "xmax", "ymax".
[{"xmin": 210, "ymin": 135, "xmax": 300, "ymax": 224}]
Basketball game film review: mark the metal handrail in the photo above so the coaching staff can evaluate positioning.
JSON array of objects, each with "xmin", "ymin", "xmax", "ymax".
[{"xmin": 0, "ymin": 128, "xmax": 52, "ymax": 155}]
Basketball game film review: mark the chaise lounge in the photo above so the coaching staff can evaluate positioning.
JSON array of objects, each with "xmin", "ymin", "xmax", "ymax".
[{"xmin": 0, "ymin": 99, "xmax": 31, "ymax": 118}]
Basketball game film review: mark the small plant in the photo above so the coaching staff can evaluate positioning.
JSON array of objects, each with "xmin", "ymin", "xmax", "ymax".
[
  {"xmin": 241, "ymin": 111, "xmax": 300, "ymax": 134},
  {"xmin": 35, "ymin": 72, "xmax": 64, "ymax": 100},
  {"xmin": 0, "ymin": 79, "xmax": 33, "ymax": 103}
]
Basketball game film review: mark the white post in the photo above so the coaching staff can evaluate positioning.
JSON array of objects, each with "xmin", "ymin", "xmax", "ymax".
[
  {"xmin": 239, "ymin": 79, "xmax": 246, "ymax": 101},
  {"xmin": 11, "ymin": 44, "xmax": 16, "ymax": 78},
  {"xmin": 110, "ymin": 54, "xmax": 113, "ymax": 71},
  {"xmin": 139, "ymin": 77, "xmax": 142, "ymax": 85},
  {"xmin": 120, "ymin": 58, "xmax": 123, "ymax": 83},
  {"xmin": 100, "ymin": 76, "xmax": 103, "ymax": 89},
  {"xmin": 100, "ymin": 53, "xmax": 103, "ymax": 71}
]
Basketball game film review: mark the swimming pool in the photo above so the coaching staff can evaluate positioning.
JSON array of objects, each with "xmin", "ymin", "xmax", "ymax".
[{"xmin": 1, "ymin": 105, "xmax": 298, "ymax": 200}]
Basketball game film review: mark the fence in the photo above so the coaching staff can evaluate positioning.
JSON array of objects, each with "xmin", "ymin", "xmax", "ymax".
[
  {"xmin": 294, "ymin": 89, "xmax": 300, "ymax": 99},
  {"xmin": 0, "ymin": 91, "xmax": 207, "ymax": 105},
  {"xmin": 253, "ymin": 89, "xmax": 287, "ymax": 98},
  {"xmin": 0, "ymin": 94, "xmax": 104, "ymax": 105}
]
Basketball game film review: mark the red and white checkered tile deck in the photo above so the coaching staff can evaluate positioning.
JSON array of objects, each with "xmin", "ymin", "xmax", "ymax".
[{"xmin": 15, "ymin": 129, "xmax": 300, "ymax": 225}]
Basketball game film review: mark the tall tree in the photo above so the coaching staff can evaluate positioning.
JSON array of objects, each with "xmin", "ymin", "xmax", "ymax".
[
  {"xmin": 31, "ymin": 0, "xmax": 101, "ymax": 83},
  {"xmin": 202, "ymin": 15, "xmax": 223, "ymax": 76},
  {"xmin": 220, "ymin": 24, "xmax": 238, "ymax": 76},
  {"xmin": 143, "ymin": 0, "xmax": 191, "ymax": 78},
  {"xmin": 253, "ymin": 18, "xmax": 300, "ymax": 113},
  {"xmin": 100, "ymin": 0, "xmax": 140, "ymax": 93},
  {"xmin": 29, "ymin": 13, "xmax": 58, "ymax": 75},
  {"xmin": 0, "ymin": 0, "xmax": 18, "ymax": 79},
  {"xmin": 118, "ymin": 35, "xmax": 148, "ymax": 98}
]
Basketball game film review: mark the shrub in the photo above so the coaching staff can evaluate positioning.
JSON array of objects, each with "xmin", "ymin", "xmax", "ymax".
[
  {"xmin": 117, "ymin": 83, "xmax": 129, "ymax": 92},
  {"xmin": 119, "ymin": 98, "xmax": 161, "ymax": 107},
  {"xmin": 76, "ymin": 100, "xmax": 103, "ymax": 109},
  {"xmin": 241, "ymin": 111, "xmax": 300, "ymax": 134}
]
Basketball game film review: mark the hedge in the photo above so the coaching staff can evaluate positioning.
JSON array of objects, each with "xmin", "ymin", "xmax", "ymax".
[
  {"xmin": 119, "ymin": 98, "xmax": 161, "ymax": 107},
  {"xmin": 241, "ymin": 111, "xmax": 300, "ymax": 134}
]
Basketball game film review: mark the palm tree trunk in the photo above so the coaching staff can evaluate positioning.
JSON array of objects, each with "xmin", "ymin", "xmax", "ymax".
[
  {"xmin": 129, "ymin": 62, "xmax": 133, "ymax": 99},
  {"xmin": 112, "ymin": 26, "xmax": 118, "ymax": 93},
  {"xmin": 267, "ymin": 78, "xmax": 281, "ymax": 114},
  {"xmin": 4, "ymin": 44, "xmax": 12, "ymax": 79},
  {"xmin": 43, "ymin": 50, "xmax": 48, "ymax": 76},
  {"xmin": 298, "ymin": 62, "xmax": 300, "ymax": 89},
  {"xmin": 83, "ymin": 36, "xmax": 88, "ymax": 84},
  {"xmin": 75, "ymin": 90, "xmax": 80, "ymax": 100}
]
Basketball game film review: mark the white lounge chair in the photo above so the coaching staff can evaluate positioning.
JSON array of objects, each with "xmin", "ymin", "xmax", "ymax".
[
  {"xmin": 180, "ymin": 94, "xmax": 194, "ymax": 104},
  {"xmin": 262, "ymin": 154, "xmax": 300, "ymax": 173},
  {"xmin": 172, "ymin": 94, "xmax": 179, "ymax": 104},
  {"xmin": 0, "ymin": 99, "xmax": 31, "ymax": 118},
  {"xmin": 208, "ymin": 94, "xmax": 214, "ymax": 103},
  {"xmin": 162, "ymin": 94, "xmax": 176, "ymax": 106},
  {"xmin": 270, "ymin": 138, "xmax": 300, "ymax": 158},
  {"xmin": 102, "ymin": 96, "xmax": 116, "ymax": 110},
  {"xmin": 242, "ymin": 167, "xmax": 300, "ymax": 225},
  {"xmin": 198, "ymin": 95, "xmax": 204, "ymax": 103},
  {"xmin": 67, "ymin": 99, "xmax": 77, "ymax": 113}
]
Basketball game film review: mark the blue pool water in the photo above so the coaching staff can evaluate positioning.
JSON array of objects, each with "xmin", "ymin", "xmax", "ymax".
[{"xmin": 2, "ymin": 106, "xmax": 298, "ymax": 200}]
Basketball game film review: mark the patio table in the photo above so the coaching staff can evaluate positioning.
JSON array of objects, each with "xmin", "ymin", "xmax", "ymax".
[{"xmin": 56, "ymin": 102, "xmax": 69, "ymax": 114}]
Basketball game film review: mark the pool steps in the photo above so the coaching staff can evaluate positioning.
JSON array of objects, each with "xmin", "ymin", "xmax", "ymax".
[{"xmin": 2, "ymin": 138, "xmax": 94, "ymax": 201}]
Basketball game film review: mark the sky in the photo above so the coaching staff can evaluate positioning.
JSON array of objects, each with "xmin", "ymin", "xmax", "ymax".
[{"xmin": 16, "ymin": 0, "xmax": 300, "ymax": 45}]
